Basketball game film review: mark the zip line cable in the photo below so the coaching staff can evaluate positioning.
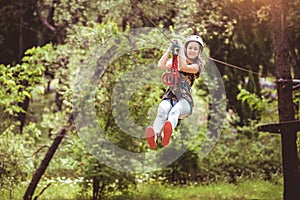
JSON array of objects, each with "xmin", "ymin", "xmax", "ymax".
[
  {"xmin": 209, "ymin": 57, "xmax": 261, "ymax": 76},
  {"xmin": 130, "ymin": 0, "xmax": 263, "ymax": 76}
]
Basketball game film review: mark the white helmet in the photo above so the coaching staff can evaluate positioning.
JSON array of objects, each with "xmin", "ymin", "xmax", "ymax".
[
  {"xmin": 185, "ymin": 35, "xmax": 204, "ymax": 47},
  {"xmin": 184, "ymin": 35, "xmax": 204, "ymax": 56}
]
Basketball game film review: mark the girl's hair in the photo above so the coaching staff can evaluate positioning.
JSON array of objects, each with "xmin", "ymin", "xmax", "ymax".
[{"xmin": 193, "ymin": 56, "xmax": 205, "ymax": 74}]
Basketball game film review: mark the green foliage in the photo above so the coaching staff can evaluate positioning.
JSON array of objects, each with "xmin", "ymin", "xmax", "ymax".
[
  {"xmin": 294, "ymin": 90, "xmax": 300, "ymax": 119},
  {"xmin": 237, "ymin": 88, "xmax": 268, "ymax": 112},
  {"xmin": 150, "ymin": 124, "xmax": 282, "ymax": 186},
  {"xmin": 0, "ymin": 44, "xmax": 50, "ymax": 115},
  {"xmin": 96, "ymin": 0, "xmax": 177, "ymax": 29},
  {"xmin": 0, "ymin": 122, "xmax": 42, "ymax": 191},
  {"xmin": 53, "ymin": 134, "xmax": 136, "ymax": 199},
  {"xmin": 2, "ymin": 0, "xmax": 299, "ymax": 198}
]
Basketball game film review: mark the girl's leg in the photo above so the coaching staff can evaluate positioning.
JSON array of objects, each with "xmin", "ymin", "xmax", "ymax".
[
  {"xmin": 152, "ymin": 99, "xmax": 173, "ymax": 134},
  {"xmin": 167, "ymin": 98, "xmax": 191, "ymax": 130},
  {"xmin": 162, "ymin": 98, "xmax": 191, "ymax": 146},
  {"xmin": 146, "ymin": 99, "xmax": 173, "ymax": 149}
]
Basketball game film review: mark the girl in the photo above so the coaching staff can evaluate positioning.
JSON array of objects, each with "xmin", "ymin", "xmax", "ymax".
[{"xmin": 146, "ymin": 35, "xmax": 205, "ymax": 149}]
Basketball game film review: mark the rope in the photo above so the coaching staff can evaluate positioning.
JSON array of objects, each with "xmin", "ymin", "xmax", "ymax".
[
  {"xmin": 209, "ymin": 57, "xmax": 262, "ymax": 76},
  {"xmin": 131, "ymin": 0, "xmax": 175, "ymax": 45},
  {"xmin": 130, "ymin": 0, "xmax": 263, "ymax": 76}
]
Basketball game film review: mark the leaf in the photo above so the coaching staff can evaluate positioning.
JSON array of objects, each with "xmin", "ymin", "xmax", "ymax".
[{"xmin": 23, "ymin": 90, "xmax": 31, "ymax": 98}]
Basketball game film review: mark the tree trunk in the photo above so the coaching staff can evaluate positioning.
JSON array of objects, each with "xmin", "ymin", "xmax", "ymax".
[
  {"xmin": 17, "ymin": 95, "xmax": 30, "ymax": 133},
  {"xmin": 23, "ymin": 129, "xmax": 67, "ymax": 200},
  {"xmin": 23, "ymin": 114, "xmax": 73, "ymax": 200},
  {"xmin": 271, "ymin": 0, "xmax": 300, "ymax": 199},
  {"xmin": 17, "ymin": 12, "xmax": 30, "ymax": 134},
  {"xmin": 92, "ymin": 176, "xmax": 100, "ymax": 200},
  {"xmin": 19, "ymin": 14, "xmax": 24, "ymax": 63}
]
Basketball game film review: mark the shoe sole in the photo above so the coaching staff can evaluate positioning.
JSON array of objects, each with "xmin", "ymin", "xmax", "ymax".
[
  {"xmin": 145, "ymin": 126, "xmax": 157, "ymax": 149},
  {"xmin": 162, "ymin": 121, "xmax": 172, "ymax": 146}
]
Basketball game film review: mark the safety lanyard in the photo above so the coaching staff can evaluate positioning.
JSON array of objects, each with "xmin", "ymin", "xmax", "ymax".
[{"xmin": 162, "ymin": 42, "xmax": 180, "ymax": 87}]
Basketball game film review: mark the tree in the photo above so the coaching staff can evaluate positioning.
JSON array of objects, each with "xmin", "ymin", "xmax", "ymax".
[
  {"xmin": 287, "ymin": 0, "xmax": 300, "ymax": 79},
  {"xmin": 271, "ymin": 0, "xmax": 300, "ymax": 199}
]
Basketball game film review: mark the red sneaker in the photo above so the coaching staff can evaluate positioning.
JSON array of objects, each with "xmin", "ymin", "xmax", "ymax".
[
  {"xmin": 145, "ymin": 126, "xmax": 157, "ymax": 149},
  {"xmin": 162, "ymin": 121, "xmax": 172, "ymax": 146}
]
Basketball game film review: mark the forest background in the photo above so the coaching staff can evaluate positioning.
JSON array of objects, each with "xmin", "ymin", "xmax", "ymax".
[{"xmin": 0, "ymin": 0, "xmax": 299, "ymax": 199}]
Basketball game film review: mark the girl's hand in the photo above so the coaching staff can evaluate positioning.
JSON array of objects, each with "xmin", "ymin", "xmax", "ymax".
[
  {"xmin": 175, "ymin": 39, "xmax": 184, "ymax": 48},
  {"xmin": 168, "ymin": 39, "xmax": 182, "ymax": 55}
]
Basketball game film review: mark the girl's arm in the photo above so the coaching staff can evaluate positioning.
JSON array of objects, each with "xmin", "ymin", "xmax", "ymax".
[
  {"xmin": 179, "ymin": 63, "xmax": 200, "ymax": 74},
  {"xmin": 158, "ymin": 46, "xmax": 172, "ymax": 70}
]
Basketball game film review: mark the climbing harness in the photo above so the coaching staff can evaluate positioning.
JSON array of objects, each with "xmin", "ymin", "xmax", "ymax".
[{"xmin": 162, "ymin": 41, "xmax": 180, "ymax": 86}]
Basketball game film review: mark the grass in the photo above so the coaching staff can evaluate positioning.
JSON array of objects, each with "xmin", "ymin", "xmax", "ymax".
[
  {"xmin": 129, "ymin": 180, "xmax": 283, "ymax": 200},
  {"xmin": 1, "ymin": 177, "xmax": 87, "ymax": 200},
  {"xmin": 1, "ymin": 179, "xmax": 282, "ymax": 200}
]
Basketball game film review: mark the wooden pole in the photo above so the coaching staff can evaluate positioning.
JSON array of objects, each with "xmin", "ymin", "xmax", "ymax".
[{"xmin": 271, "ymin": 0, "xmax": 300, "ymax": 199}]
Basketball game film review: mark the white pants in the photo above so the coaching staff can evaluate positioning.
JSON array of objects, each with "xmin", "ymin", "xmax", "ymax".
[{"xmin": 153, "ymin": 98, "xmax": 191, "ymax": 134}]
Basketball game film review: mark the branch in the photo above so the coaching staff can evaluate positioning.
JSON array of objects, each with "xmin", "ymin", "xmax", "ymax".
[
  {"xmin": 34, "ymin": 1, "xmax": 56, "ymax": 32},
  {"xmin": 293, "ymin": 84, "xmax": 300, "ymax": 90},
  {"xmin": 24, "ymin": 145, "xmax": 50, "ymax": 158},
  {"xmin": 33, "ymin": 183, "xmax": 52, "ymax": 200}
]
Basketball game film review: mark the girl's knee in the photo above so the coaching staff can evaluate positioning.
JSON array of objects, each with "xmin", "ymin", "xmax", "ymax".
[
  {"xmin": 157, "ymin": 101, "xmax": 171, "ymax": 114},
  {"xmin": 169, "ymin": 109, "xmax": 180, "ymax": 117},
  {"xmin": 157, "ymin": 106, "xmax": 169, "ymax": 120}
]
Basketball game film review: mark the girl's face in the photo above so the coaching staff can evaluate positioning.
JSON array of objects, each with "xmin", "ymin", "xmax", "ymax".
[{"xmin": 186, "ymin": 41, "xmax": 201, "ymax": 60}]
